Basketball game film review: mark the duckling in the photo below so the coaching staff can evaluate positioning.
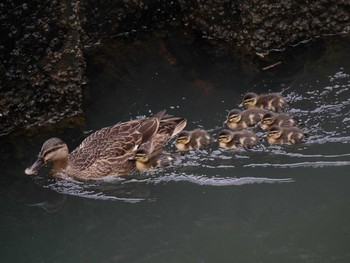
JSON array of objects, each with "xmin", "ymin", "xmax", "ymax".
[
  {"xmin": 266, "ymin": 125, "xmax": 305, "ymax": 145},
  {"xmin": 175, "ymin": 129, "xmax": 212, "ymax": 152},
  {"xmin": 224, "ymin": 108, "xmax": 264, "ymax": 130},
  {"xmin": 260, "ymin": 112, "xmax": 297, "ymax": 131},
  {"xmin": 241, "ymin": 92, "xmax": 287, "ymax": 112},
  {"xmin": 132, "ymin": 149, "xmax": 178, "ymax": 172},
  {"xmin": 217, "ymin": 129, "xmax": 258, "ymax": 149}
]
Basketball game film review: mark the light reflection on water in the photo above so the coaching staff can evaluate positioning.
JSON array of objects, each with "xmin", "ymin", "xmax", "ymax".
[{"xmin": 38, "ymin": 173, "xmax": 295, "ymax": 203}]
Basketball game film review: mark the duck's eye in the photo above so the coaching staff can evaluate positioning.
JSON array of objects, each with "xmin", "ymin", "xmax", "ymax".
[
  {"xmin": 263, "ymin": 118, "xmax": 272, "ymax": 123},
  {"xmin": 245, "ymin": 99, "xmax": 254, "ymax": 104},
  {"xmin": 43, "ymin": 145, "xmax": 64, "ymax": 157},
  {"xmin": 177, "ymin": 137, "xmax": 187, "ymax": 142},
  {"xmin": 218, "ymin": 136, "xmax": 227, "ymax": 141}
]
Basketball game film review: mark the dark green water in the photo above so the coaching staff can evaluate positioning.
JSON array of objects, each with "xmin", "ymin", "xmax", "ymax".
[{"xmin": 1, "ymin": 35, "xmax": 350, "ymax": 263}]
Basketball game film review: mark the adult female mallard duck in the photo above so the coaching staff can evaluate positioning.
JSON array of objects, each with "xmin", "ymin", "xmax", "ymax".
[
  {"xmin": 132, "ymin": 149, "xmax": 179, "ymax": 172},
  {"xmin": 260, "ymin": 112, "xmax": 297, "ymax": 131},
  {"xmin": 266, "ymin": 125, "xmax": 304, "ymax": 145},
  {"xmin": 175, "ymin": 128, "xmax": 213, "ymax": 152},
  {"xmin": 241, "ymin": 92, "xmax": 287, "ymax": 112},
  {"xmin": 224, "ymin": 108, "xmax": 264, "ymax": 130},
  {"xmin": 217, "ymin": 129, "xmax": 258, "ymax": 149},
  {"xmin": 25, "ymin": 110, "xmax": 187, "ymax": 180}
]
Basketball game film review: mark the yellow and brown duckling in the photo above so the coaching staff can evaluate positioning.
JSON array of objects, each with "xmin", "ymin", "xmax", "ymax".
[
  {"xmin": 266, "ymin": 125, "xmax": 305, "ymax": 145},
  {"xmin": 224, "ymin": 108, "xmax": 265, "ymax": 130},
  {"xmin": 24, "ymin": 110, "xmax": 187, "ymax": 180},
  {"xmin": 217, "ymin": 129, "xmax": 259, "ymax": 150},
  {"xmin": 260, "ymin": 112, "xmax": 297, "ymax": 131},
  {"xmin": 175, "ymin": 128, "xmax": 213, "ymax": 152},
  {"xmin": 132, "ymin": 149, "xmax": 178, "ymax": 172},
  {"xmin": 241, "ymin": 92, "xmax": 287, "ymax": 112}
]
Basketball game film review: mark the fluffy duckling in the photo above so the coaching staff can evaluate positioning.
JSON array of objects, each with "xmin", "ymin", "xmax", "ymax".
[
  {"xmin": 224, "ymin": 108, "xmax": 264, "ymax": 130},
  {"xmin": 241, "ymin": 92, "xmax": 287, "ymax": 112},
  {"xmin": 266, "ymin": 126, "xmax": 305, "ymax": 145},
  {"xmin": 217, "ymin": 129, "xmax": 259, "ymax": 149},
  {"xmin": 133, "ymin": 149, "xmax": 178, "ymax": 172},
  {"xmin": 175, "ymin": 129, "xmax": 212, "ymax": 152},
  {"xmin": 260, "ymin": 112, "xmax": 297, "ymax": 131}
]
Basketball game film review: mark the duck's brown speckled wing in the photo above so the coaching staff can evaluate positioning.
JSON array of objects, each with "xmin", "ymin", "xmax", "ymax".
[
  {"xmin": 68, "ymin": 118, "xmax": 159, "ymax": 178},
  {"xmin": 146, "ymin": 116, "xmax": 187, "ymax": 152}
]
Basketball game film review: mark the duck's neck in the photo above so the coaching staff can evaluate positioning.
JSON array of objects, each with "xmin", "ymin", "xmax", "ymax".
[{"xmin": 52, "ymin": 159, "xmax": 69, "ymax": 174}]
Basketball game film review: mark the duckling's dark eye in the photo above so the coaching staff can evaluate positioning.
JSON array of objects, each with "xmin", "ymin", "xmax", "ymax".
[
  {"xmin": 177, "ymin": 136, "xmax": 187, "ymax": 141},
  {"xmin": 245, "ymin": 99, "xmax": 254, "ymax": 103},
  {"xmin": 229, "ymin": 115, "xmax": 237, "ymax": 121},
  {"xmin": 263, "ymin": 118, "xmax": 272, "ymax": 123}
]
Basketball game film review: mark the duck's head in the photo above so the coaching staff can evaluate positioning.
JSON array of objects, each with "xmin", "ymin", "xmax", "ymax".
[
  {"xmin": 261, "ymin": 112, "xmax": 276, "ymax": 130},
  {"xmin": 225, "ymin": 109, "xmax": 242, "ymax": 124},
  {"xmin": 134, "ymin": 149, "xmax": 150, "ymax": 163},
  {"xmin": 25, "ymin": 138, "xmax": 69, "ymax": 175},
  {"xmin": 267, "ymin": 126, "xmax": 282, "ymax": 140},
  {"xmin": 176, "ymin": 131, "xmax": 190, "ymax": 145},
  {"xmin": 217, "ymin": 130, "xmax": 234, "ymax": 144},
  {"xmin": 242, "ymin": 92, "xmax": 258, "ymax": 108},
  {"xmin": 262, "ymin": 112, "xmax": 276, "ymax": 124}
]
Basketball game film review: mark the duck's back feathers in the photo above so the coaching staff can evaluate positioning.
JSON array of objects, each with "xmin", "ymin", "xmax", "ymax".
[
  {"xmin": 258, "ymin": 93, "xmax": 287, "ymax": 111},
  {"xmin": 68, "ymin": 119, "xmax": 157, "ymax": 178},
  {"xmin": 141, "ymin": 115, "xmax": 187, "ymax": 153},
  {"xmin": 67, "ymin": 111, "xmax": 172, "ymax": 179}
]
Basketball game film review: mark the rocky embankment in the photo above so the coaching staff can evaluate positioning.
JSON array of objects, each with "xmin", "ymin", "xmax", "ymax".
[{"xmin": 1, "ymin": 0, "xmax": 349, "ymax": 135}]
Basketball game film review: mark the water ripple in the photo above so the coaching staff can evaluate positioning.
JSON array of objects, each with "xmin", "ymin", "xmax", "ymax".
[
  {"xmin": 37, "ymin": 173, "xmax": 295, "ymax": 202},
  {"xmin": 131, "ymin": 173, "xmax": 295, "ymax": 186},
  {"xmin": 245, "ymin": 161, "xmax": 350, "ymax": 168}
]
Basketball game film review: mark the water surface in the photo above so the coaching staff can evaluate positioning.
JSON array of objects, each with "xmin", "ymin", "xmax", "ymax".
[{"xmin": 1, "ymin": 35, "xmax": 350, "ymax": 263}]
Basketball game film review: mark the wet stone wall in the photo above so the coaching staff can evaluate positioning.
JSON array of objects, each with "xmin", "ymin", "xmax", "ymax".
[
  {"xmin": 179, "ymin": 0, "xmax": 350, "ymax": 55},
  {"xmin": 1, "ymin": 0, "xmax": 349, "ymax": 135},
  {"xmin": 0, "ymin": 0, "xmax": 85, "ymax": 135}
]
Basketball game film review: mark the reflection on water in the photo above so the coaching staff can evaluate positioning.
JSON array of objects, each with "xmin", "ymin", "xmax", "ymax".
[
  {"xmin": 1, "ymin": 35, "xmax": 350, "ymax": 263},
  {"xmin": 27, "ymin": 193, "xmax": 66, "ymax": 213}
]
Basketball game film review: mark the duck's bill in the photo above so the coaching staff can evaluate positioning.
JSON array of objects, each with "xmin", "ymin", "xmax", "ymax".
[{"xmin": 25, "ymin": 158, "xmax": 44, "ymax": 175}]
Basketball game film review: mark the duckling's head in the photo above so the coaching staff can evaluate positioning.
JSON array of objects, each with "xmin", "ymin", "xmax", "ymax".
[
  {"xmin": 25, "ymin": 138, "xmax": 69, "ymax": 175},
  {"xmin": 134, "ymin": 149, "xmax": 150, "ymax": 163},
  {"xmin": 267, "ymin": 126, "xmax": 282, "ymax": 139},
  {"xmin": 217, "ymin": 130, "xmax": 234, "ymax": 144},
  {"xmin": 242, "ymin": 92, "xmax": 258, "ymax": 108},
  {"xmin": 226, "ymin": 109, "xmax": 242, "ymax": 124},
  {"xmin": 176, "ymin": 131, "xmax": 191, "ymax": 145},
  {"xmin": 262, "ymin": 112, "xmax": 276, "ymax": 125}
]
